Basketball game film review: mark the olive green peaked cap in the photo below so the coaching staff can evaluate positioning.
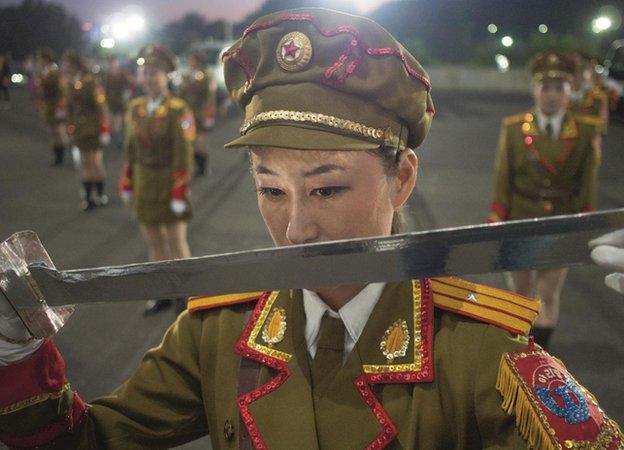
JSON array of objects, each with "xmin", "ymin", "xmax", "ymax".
[{"xmin": 223, "ymin": 8, "xmax": 435, "ymax": 151}]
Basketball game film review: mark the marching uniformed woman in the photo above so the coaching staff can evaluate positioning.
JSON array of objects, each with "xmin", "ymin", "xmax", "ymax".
[
  {"xmin": 570, "ymin": 52, "xmax": 609, "ymax": 132},
  {"xmin": 34, "ymin": 48, "xmax": 68, "ymax": 166},
  {"xmin": 119, "ymin": 45, "xmax": 195, "ymax": 315},
  {"xmin": 0, "ymin": 11, "xmax": 621, "ymax": 450},
  {"xmin": 488, "ymin": 52, "xmax": 603, "ymax": 349},
  {"xmin": 62, "ymin": 50, "xmax": 111, "ymax": 210},
  {"xmin": 103, "ymin": 54, "xmax": 133, "ymax": 149},
  {"xmin": 179, "ymin": 50, "xmax": 217, "ymax": 177}
]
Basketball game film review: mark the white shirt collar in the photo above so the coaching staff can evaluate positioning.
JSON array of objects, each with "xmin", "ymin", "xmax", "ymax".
[
  {"xmin": 146, "ymin": 96, "xmax": 164, "ymax": 116},
  {"xmin": 535, "ymin": 108, "xmax": 566, "ymax": 140},
  {"xmin": 302, "ymin": 283, "xmax": 385, "ymax": 361}
]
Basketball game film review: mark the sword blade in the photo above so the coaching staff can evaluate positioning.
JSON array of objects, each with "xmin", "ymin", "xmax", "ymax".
[{"xmin": 26, "ymin": 208, "xmax": 624, "ymax": 307}]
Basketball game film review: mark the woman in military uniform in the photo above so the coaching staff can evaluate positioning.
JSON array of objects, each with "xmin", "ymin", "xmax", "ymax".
[
  {"xmin": 0, "ymin": 11, "xmax": 621, "ymax": 450},
  {"xmin": 62, "ymin": 50, "xmax": 111, "ymax": 210},
  {"xmin": 119, "ymin": 45, "xmax": 195, "ymax": 314},
  {"xmin": 34, "ymin": 48, "xmax": 67, "ymax": 166},
  {"xmin": 570, "ymin": 52, "xmax": 609, "ymax": 131},
  {"xmin": 179, "ymin": 50, "xmax": 217, "ymax": 177},
  {"xmin": 488, "ymin": 52, "xmax": 602, "ymax": 349},
  {"xmin": 103, "ymin": 54, "xmax": 133, "ymax": 149}
]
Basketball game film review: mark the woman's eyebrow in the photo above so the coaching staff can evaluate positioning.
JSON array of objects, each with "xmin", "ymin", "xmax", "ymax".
[
  {"xmin": 303, "ymin": 164, "xmax": 346, "ymax": 177},
  {"xmin": 255, "ymin": 165, "xmax": 277, "ymax": 175}
]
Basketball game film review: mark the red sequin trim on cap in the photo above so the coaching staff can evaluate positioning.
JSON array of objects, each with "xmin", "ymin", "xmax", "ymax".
[
  {"xmin": 227, "ymin": 12, "xmax": 432, "ymax": 94},
  {"xmin": 233, "ymin": 292, "xmax": 291, "ymax": 450}
]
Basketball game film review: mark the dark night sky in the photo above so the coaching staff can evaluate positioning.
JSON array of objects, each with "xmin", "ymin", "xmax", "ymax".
[
  {"xmin": 0, "ymin": 0, "xmax": 391, "ymax": 24},
  {"xmin": 0, "ymin": 0, "xmax": 265, "ymax": 23}
]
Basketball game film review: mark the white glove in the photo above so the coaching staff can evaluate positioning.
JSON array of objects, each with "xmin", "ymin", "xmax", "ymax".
[
  {"xmin": 0, "ymin": 296, "xmax": 43, "ymax": 366},
  {"xmin": 120, "ymin": 190, "xmax": 133, "ymax": 206},
  {"xmin": 170, "ymin": 199, "xmax": 188, "ymax": 216},
  {"xmin": 590, "ymin": 229, "xmax": 624, "ymax": 294},
  {"xmin": 99, "ymin": 132, "xmax": 111, "ymax": 147}
]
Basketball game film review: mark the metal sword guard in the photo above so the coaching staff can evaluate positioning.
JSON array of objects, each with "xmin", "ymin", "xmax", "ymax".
[{"xmin": 0, "ymin": 231, "xmax": 74, "ymax": 339}]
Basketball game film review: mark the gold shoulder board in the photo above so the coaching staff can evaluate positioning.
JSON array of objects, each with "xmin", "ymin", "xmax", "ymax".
[
  {"xmin": 431, "ymin": 277, "xmax": 540, "ymax": 336},
  {"xmin": 188, "ymin": 292, "xmax": 263, "ymax": 313},
  {"xmin": 502, "ymin": 113, "xmax": 527, "ymax": 126},
  {"xmin": 574, "ymin": 113, "xmax": 606, "ymax": 127},
  {"xmin": 168, "ymin": 97, "xmax": 187, "ymax": 110}
]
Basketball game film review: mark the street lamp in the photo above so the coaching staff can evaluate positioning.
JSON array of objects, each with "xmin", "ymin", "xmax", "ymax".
[
  {"xmin": 592, "ymin": 16, "xmax": 612, "ymax": 33},
  {"xmin": 487, "ymin": 24, "xmax": 498, "ymax": 34},
  {"xmin": 538, "ymin": 24, "xmax": 548, "ymax": 34},
  {"xmin": 501, "ymin": 36, "xmax": 513, "ymax": 47},
  {"xmin": 100, "ymin": 38, "xmax": 116, "ymax": 49},
  {"xmin": 495, "ymin": 54, "xmax": 510, "ymax": 73}
]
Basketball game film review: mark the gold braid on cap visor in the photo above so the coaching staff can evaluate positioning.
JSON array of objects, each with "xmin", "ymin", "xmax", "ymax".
[{"xmin": 240, "ymin": 110, "xmax": 404, "ymax": 148}]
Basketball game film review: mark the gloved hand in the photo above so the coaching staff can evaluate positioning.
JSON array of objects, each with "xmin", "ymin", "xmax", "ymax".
[
  {"xmin": 590, "ymin": 229, "xmax": 624, "ymax": 294},
  {"xmin": 0, "ymin": 295, "xmax": 43, "ymax": 365},
  {"xmin": 170, "ymin": 199, "xmax": 188, "ymax": 216},
  {"xmin": 99, "ymin": 132, "xmax": 111, "ymax": 147},
  {"xmin": 120, "ymin": 190, "xmax": 133, "ymax": 206}
]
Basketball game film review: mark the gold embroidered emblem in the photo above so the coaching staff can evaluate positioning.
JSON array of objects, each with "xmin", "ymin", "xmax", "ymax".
[
  {"xmin": 380, "ymin": 319, "xmax": 410, "ymax": 362},
  {"xmin": 276, "ymin": 32, "xmax": 313, "ymax": 72},
  {"xmin": 262, "ymin": 307, "xmax": 286, "ymax": 346}
]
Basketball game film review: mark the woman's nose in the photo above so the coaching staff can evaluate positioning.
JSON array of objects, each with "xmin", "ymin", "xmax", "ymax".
[{"xmin": 285, "ymin": 200, "xmax": 319, "ymax": 245}]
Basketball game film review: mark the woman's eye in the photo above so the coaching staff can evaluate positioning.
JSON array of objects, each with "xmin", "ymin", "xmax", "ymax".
[
  {"xmin": 311, "ymin": 187, "xmax": 346, "ymax": 198},
  {"xmin": 257, "ymin": 187, "xmax": 284, "ymax": 198}
]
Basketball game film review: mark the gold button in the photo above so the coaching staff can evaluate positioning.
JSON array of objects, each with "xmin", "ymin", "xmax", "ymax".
[{"xmin": 223, "ymin": 419, "xmax": 235, "ymax": 442}]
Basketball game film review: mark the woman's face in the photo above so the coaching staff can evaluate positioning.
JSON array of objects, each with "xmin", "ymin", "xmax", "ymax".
[
  {"xmin": 138, "ymin": 64, "xmax": 169, "ymax": 97},
  {"xmin": 532, "ymin": 78, "xmax": 571, "ymax": 116},
  {"xmin": 250, "ymin": 147, "xmax": 417, "ymax": 247}
]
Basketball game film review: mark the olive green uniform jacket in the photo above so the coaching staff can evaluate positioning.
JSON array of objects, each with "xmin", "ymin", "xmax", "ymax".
[
  {"xmin": 103, "ymin": 70, "xmax": 132, "ymax": 115},
  {"xmin": 570, "ymin": 85, "xmax": 609, "ymax": 133},
  {"xmin": 123, "ymin": 95, "xmax": 195, "ymax": 225},
  {"xmin": 1, "ymin": 278, "xmax": 621, "ymax": 449},
  {"xmin": 179, "ymin": 69, "xmax": 217, "ymax": 131},
  {"xmin": 36, "ymin": 64, "xmax": 66, "ymax": 126},
  {"xmin": 67, "ymin": 73, "xmax": 110, "ymax": 151},
  {"xmin": 0, "ymin": 278, "xmax": 547, "ymax": 449},
  {"xmin": 488, "ymin": 111, "xmax": 602, "ymax": 222}
]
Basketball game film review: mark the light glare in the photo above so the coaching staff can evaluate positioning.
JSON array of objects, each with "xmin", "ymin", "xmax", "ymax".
[
  {"xmin": 501, "ymin": 36, "xmax": 513, "ymax": 47},
  {"xmin": 100, "ymin": 38, "xmax": 116, "ymax": 49},
  {"xmin": 487, "ymin": 24, "xmax": 498, "ymax": 34}
]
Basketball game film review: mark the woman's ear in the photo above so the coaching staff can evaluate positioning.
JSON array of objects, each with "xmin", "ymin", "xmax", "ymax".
[{"xmin": 392, "ymin": 149, "xmax": 418, "ymax": 209}]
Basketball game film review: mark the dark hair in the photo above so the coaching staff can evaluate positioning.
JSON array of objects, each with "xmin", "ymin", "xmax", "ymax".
[{"xmin": 368, "ymin": 146, "xmax": 406, "ymax": 234}]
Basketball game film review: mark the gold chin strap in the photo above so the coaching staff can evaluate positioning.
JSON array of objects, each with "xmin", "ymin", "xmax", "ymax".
[{"xmin": 240, "ymin": 109, "xmax": 405, "ymax": 149}]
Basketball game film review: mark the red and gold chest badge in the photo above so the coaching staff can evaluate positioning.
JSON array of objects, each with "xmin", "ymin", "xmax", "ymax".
[
  {"xmin": 497, "ymin": 343, "xmax": 623, "ymax": 449},
  {"xmin": 276, "ymin": 32, "xmax": 313, "ymax": 72}
]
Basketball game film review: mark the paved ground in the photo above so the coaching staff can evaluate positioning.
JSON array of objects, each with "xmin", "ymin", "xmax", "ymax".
[{"xmin": 1, "ymin": 87, "xmax": 622, "ymax": 448}]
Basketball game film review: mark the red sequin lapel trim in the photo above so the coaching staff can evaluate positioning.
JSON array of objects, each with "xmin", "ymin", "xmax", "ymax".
[
  {"xmin": 224, "ymin": 12, "xmax": 432, "ymax": 94},
  {"xmin": 354, "ymin": 279, "xmax": 434, "ymax": 449},
  {"xmin": 354, "ymin": 376, "xmax": 399, "ymax": 450},
  {"xmin": 521, "ymin": 115, "xmax": 577, "ymax": 175},
  {"xmin": 233, "ymin": 292, "xmax": 291, "ymax": 450}
]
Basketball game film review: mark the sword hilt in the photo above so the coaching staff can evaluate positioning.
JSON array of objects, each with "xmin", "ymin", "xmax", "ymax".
[{"xmin": 0, "ymin": 231, "xmax": 74, "ymax": 339}]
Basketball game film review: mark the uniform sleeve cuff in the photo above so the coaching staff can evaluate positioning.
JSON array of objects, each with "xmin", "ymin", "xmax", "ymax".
[{"xmin": 0, "ymin": 339, "xmax": 67, "ymax": 410}]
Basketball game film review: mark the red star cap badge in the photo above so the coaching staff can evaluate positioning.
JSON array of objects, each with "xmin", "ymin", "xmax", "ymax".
[{"xmin": 283, "ymin": 39, "xmax": 300, "ymax": 58}]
